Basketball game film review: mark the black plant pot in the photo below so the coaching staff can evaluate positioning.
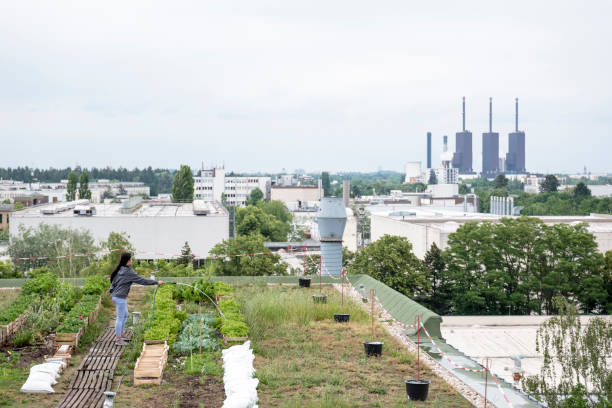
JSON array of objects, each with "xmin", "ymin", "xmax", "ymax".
[
  {"xmin": 298, "ymin": 277, "xmax": 311, "ymax": 288},
  {"xmin": 363, "ymin": 341, "xmax": 383, "ymax": 357},
  {"xmin": 312, "ymin": 294, "xmax": 327, "ymax": 304},
  {"xmin": 333, "ymin": 313, "xmax": 350, "ymax": 323},
  {"xmin": 405, "ymin": 380, "xmax": 430, "ymax": 401}
]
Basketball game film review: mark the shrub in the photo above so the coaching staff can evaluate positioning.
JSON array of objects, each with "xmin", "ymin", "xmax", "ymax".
[
  {"xmin": 83, "ymin": 275, "xmax": 109, "ymax": 295},
  {"xmin": 12, "ymin": 329, "xmax": 34, "ymax": 347},
  {"xmin": 21, "ymin": 272, "xmax": 59, "ymax": 296}
]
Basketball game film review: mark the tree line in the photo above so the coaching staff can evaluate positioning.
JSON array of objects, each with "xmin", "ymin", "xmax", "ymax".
[{"xmin": 348, "ymin": 216, "xmax": 611, "ymax": 315}]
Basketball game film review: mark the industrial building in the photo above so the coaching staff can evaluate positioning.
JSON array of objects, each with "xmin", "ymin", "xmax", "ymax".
[
  {"xmin": 270, "ymin": 186, "xmax": 320, "ymax": 205},
  {"xmin": 506, "ymin": 98, "xmax": 526, "ymax": 173},
  {"xmin": 404, "ymin": 162, "xmax": 422, "ymax": 184},
  {"xmin": 482, "ymin": 98, "xmax": 499, "ymax": 177},
  {"xmin": 426, "ymin": 132, "xmax": 432, "ymax": 169},
  {"xmin": 10, "ymin": 200, "xmax": 229, "ymax": 259},
  {"xmin": 452, "ymin": 97, "xmax": 473, "ymax": 174},
  {"xmin": 370, "ymin": 209, "xmax": 612, "ymax": 258},
  {"xmin": 193, "ymin": 167, "xmax": 271, "ymax": 206}
]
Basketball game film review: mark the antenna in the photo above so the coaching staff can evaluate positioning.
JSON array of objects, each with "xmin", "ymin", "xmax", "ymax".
[
  {"xmin": 462, "ymin": 96, "xmax": 466, "ymax": 131},
  {"xmin": 515, "ymin": 97, "xmax": 519, "ymax": 132},
  {"xmin": 489, "ymin": 97, "xmax": 493, "ymax": 133}
]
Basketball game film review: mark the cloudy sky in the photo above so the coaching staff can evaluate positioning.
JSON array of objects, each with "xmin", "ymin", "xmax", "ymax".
[{"xmin": 1, "ymin": 1, "xmax": 611, "ymax": 174}]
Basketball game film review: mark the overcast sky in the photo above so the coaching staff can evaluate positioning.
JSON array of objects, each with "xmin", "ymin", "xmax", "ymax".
[{"xmin": 1, "ymin": 1, "xmax": 611, "ymax": 174}]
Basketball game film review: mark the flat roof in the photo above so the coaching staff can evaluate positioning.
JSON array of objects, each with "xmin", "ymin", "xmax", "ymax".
[{"xmin": 12, "ymin": 201, "xmax": 227, "ymax": 218}]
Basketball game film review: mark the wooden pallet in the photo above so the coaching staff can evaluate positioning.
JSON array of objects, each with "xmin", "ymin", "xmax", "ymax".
[
  {"xmin": 133, "ymin": 341, "xmax": 169, "ymax": 386},
  {"xmin": 223, "ymin": 336, "xmax": 248, "ymax": 346},
  {"xmin": 56, "ymin": 328, "xmax": 131, "ymax": 408}
]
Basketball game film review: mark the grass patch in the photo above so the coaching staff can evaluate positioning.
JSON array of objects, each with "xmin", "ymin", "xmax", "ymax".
[
  {"xmin": 0, "ymin": 289, "xmax": 20, "ymax": 311},
  {"xmin": 236, "ymin": 285, "xmax": 471, "ymax": 408}
]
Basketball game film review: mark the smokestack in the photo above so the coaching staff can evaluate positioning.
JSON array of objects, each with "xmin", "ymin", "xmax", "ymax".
[
  {"xmin": 515, "ymin": 97, "xmax": 519, "ymax": 132},
  {"xmin": 489, "ymin": 97, "xmax": 493, "ymax": 133},
  {"xmin": 443, "ymin": 135, "xmax": 448, "ymax": 152},
  {"xmin": 342, "ymin": 180, "xmax": 350, "ymax": 208},
  {"xmin": 427, "ymin": 132, "xmax": 432, "ymax": 169},
  {"xmin": 462, "ymin": 96, "xmax": 466, "ymax": 131}
]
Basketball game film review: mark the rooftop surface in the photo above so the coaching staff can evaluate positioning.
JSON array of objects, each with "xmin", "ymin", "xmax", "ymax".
[{"xmin": 12, "ymin": 200, "xmax": 227, "ymax": 217}]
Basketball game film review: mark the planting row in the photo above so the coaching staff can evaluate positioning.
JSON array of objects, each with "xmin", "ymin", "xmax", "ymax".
[{"xmin": 143, "ymin": 285, "xmax": 187, "ymax": 344}]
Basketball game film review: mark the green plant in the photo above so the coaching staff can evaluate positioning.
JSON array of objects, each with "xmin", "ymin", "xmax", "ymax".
[
  {"xmin": 12, "ymin": 330, "xmax": 34, "ymax": 347},
  {"xmin": 83, "ymin": 275, "xmax": 109, "ymax": 295},
  {"xmin": 55, "ymin": 294, "xmax": 101, "ymax": 333},
  {"xmin": 56, "ymin": 281, "xmax": 82, "ymax": 312},
  {"xmin": 0, "ymin": 295, "xmax": 35, "ymax": 324},
  {"xmin": 21, "ymin": 272, "xmax": 59, "ymax": 295},
  {"xmin": 144, "ymin": 285, "xmax": 185, "ymax": 344}
]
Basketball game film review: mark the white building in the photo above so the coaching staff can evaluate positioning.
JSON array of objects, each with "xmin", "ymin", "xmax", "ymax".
[
  {"xmin": 10, "ymin": 200, "xmax": 229, "ymax": 259},
  {"xmin": 404, "ymin": 162, "xmax": 422, "ymax": 184},
  {"xmin": 193, "ymin": 167, "xmax": 271, "ymax": 206},
  {"xmin": 370, "ymin": 209, "xmax": 612, "ymax": 259}
]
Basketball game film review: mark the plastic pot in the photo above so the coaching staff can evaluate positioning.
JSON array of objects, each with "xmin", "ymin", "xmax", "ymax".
[
  {"xmin": 312, "ymin": 294, "xmax": 328, "ymax": 304},
  {"xmin": 298, "ymin": 277, "xmax": 312, "ymax": 288},
  {"xmin": 333, "ymin": 313, "xmax": 350, "ymax": 323},
  {"xmin": 363, "ymin": 341, "xmax": 383, "ymax": 357},
  {"xmin": 405, "ymin": 380, "xmax": 430, "ymax": 401}
]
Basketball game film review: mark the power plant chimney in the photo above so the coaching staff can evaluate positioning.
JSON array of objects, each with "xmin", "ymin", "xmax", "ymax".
[
  {"xmin": 515, "ymin": 97, "xmax": 519, "ymax": 132},
  {"xmin": 462, "ymin": 96, "xmax": 466, "ymax": 132},
  {"xmin": 489, "ymin": 97, "xmax": 493, "ymax": 133},
  {"xmin": 443, "ymin": 135, "xmax": 448, "ymax": 153},
  {"xmin": 426, "ymin": 132, "xmax": 432, "ymax": 169}
]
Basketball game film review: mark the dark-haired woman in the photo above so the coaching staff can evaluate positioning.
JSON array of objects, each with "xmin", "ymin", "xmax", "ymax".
[{"xmin": 110, "ymin": 253, "xmax": 163, "ymax": 345}]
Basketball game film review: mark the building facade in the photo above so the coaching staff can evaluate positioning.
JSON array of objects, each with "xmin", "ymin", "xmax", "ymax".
[{"xmin": 194, "ymin": 167, "xmax": 271, "ymax": 206}]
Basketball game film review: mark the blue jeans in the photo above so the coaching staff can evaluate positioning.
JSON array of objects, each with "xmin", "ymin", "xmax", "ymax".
[{"xmin": 112, "ymin": 297, "xmax": 128, "ymax": 338}]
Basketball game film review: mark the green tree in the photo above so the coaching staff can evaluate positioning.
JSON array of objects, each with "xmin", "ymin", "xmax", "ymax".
[
  {"xmin": 245, "ymin": 188, "xmax": 264, "ymax": 206},
  {"xmin": 171, "ymin": 165, "xmax": 194, "ymax": 203},
  {"xmin": 523, "ymin": 298, "xmax": 611, "ymax": 407},
  {"xmin": 66, "ymin": 171, "xmax": 78, "ymax": 201},
  {"xmin": 236, "ymin": 206, "xmax": 290, "ymax": 241},
  {"xmin": 178, "ymin": 241, "xmax": 193, "ymax": 265},
  {"xmin": 419, "ymin": 243, "xmax": 452, "ymax": 315},
  {"xmin": 540, "ymin": 174, "xmax": 560, "ymax": 193},
  {"xmin": 493, "ymin": 174, "xmax": 509, "ymax": 189},
  {"xmin": 78, "ymin": 171, "xmax": 92, "ymax": 200},
  {"xmin": 573, "ymin": 182, "xmax": 591, "ymax": 198},
  {"xmin": 210, "ymin": 234, "xmax": 288, "ymax": 276},
  {"xmin": 458, "ymin": 184, "xmax": 470, "ymax": 195},
  {"xmin": 428, "ymin": 170, "xmax": 437, "ymax": 185},
  {"xmin": 14, "ymin": 202, "xmax": 24, "ymax": 210},
  {"xmin": 8, "ymin": 224, "xmax": 97, "ymax": 277},
  {"xmin": 2, "ymin": 199, "xmax": 10, "ymax": 204},
  {"xmin": 257, "ymin": 200, "xmax": 292, "ymax": 224},
  {"xmin": 348, "ymin": 234, "xmax": 426, "ymax": 298},
  {"xmin": 321, "ymin": 172, "xmax": 331, "ymax": 197}
]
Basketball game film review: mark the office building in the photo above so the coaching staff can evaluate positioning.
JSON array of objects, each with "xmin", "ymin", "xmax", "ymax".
[{"xmin": 194, "ymin": 167, "xmax": 271, "ymax": 206}]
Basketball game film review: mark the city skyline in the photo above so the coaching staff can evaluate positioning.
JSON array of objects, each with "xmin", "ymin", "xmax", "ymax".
[{"xmin": 1, "ymin": 1, "xmax": 611, "ymax": 174}]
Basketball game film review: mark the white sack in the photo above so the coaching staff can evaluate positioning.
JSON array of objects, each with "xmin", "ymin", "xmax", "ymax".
[
  {"xmin": 222, "ymin": 341, "xmax": 259, "ymax": 408},
  {"xmin": 20, "ymin": 371, "xmax": 55, "ymax": 393}
]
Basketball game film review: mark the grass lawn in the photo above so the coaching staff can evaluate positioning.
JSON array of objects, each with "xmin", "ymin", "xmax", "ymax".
[{"xmin": 237, "ymin": 284, "xmax": 471, "ymax": 408}]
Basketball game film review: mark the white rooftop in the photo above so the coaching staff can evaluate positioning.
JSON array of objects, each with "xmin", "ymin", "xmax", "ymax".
[{"xmin": 12, "ymin": 200, "xmax": 227, "ymax": 218}]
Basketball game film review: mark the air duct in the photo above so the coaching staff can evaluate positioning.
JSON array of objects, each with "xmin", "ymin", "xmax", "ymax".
[{"xmin": 316, "ymin": 198, "xmax": 347, "ymax": 276}]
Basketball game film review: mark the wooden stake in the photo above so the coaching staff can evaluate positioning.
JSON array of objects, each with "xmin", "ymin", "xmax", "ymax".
[
  {"xmin": 370, "ymin": 289, "xmax": 376, "ymax": 341},
  {"xmin": 199, "ymin": 303, "xmax": 202, "ymax": 355},
  {"xmin": 417, "ymin": 315, "xmax": 421, "ymax": 381},
  {"xmin": 484, "ymin": 358, "xmax": 489, "ymax": 408}
]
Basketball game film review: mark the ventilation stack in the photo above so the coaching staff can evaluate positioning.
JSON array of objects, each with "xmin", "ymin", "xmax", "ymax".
[{"xmin": 316, "ymin": 198, "xmax": 347, "ymax": 276}]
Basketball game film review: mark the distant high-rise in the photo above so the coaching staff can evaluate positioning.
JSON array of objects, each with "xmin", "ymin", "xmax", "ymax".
[
  {"xmin": 426, "ymin": 132, "xmax": 432, "ymax": 169},
  {"xmin": 482, "ymin": 97, "xmax": 499, "ymax": 177},
  {"xmin": 506, "ymin": 98, "xmax": 526, "ymax": 173},
  {"xmin": 452, "ymin": 97, "xmax": 473, "ymax": 173}
]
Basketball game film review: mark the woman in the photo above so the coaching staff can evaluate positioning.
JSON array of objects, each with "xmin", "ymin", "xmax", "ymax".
[{"xmin": 110, "ymin": 253, "xmax": 164, "ymax": 345}]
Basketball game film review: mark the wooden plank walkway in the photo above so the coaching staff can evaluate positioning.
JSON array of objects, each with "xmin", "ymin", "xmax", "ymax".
[{"xmin": 56, "ymin": 327, "xmax": 131, "ymax": 408}]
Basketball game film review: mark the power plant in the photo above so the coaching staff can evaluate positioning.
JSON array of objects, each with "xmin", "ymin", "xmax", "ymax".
[
  {"xmin": 482, "ymin": 97, "xmax": 499, "ymax": 177},
  {"xmin": 506, "ymin": 98, "xmax": 526, "ymax": 173},
  {"xmin": 426, "ymin": 132, "xmax": 432, "ymax": 169},
  {"xmin": 452, "ymin": 97, "xmax": 474, "ymax": 174}
]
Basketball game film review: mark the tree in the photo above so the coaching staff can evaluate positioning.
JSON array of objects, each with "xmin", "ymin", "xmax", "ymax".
[
  {"xmin": 66, "ymin": 172, "xmax": 78, "ymax": 201},
  {"xmin": 348, "ymin": 235, "xmax": 427, "ymax": 298},
  {"xmin": 493, "ymin": 174, "xmax": 509, "ymax": 189},
  {"xmin": 178, "ymin": 241, "xmax": 193, "ymax": 265},
  {"xmin": 428, "ymin": 170, "xmax": 437, "ymax": 185},
  {"xmin": 540, "ymin": 174, "xmax": 560, "ymax": 193},
  {"xmin": 2, "ymin": 199, "xmax": 10, "ymax": 204},
  {"xmin": 171, "ymin": 165, "xmax": 194, "ymax": 203},
  {"xmin": 210, "ymin": 234, "xmax": 288, "ymax": 276},
  {"xmin": 8, "ymin": 224, "xmax": 97, "ymax": 277},
  {"xmin": 419, "ymin": 243, "xmax": 452, "ymax": 315},
  {"xmin": 236, "ymin": 206, "xmax": 290, "ymax": 241},
  {"xmin": 14, "ymin": 202, "xmax": 24, "ymax": 210},
  {"xmin": 245, "ymin": 188, "xmax": 264, "ymax": 206},
  {"xmin": 78, "ymin": 171, "xmax": 92, "ymax": 200},
  {"xmin": 573, "ymin": 182, "xmax": 591, "ymax": 198},
  {"xmin": 102, "ymin": 187, "xmax": 114, "ymax": 200},
  {"xmin": 458, "ymin": 184, "xmax": 470, "ymax": 195},
  {"xmin": 321, "ymin": 172, "xmax": 331, "ymax": 197},
  {"xmin": 523, "ymin": 298, "xmax": 611, "ymax": 407}
]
